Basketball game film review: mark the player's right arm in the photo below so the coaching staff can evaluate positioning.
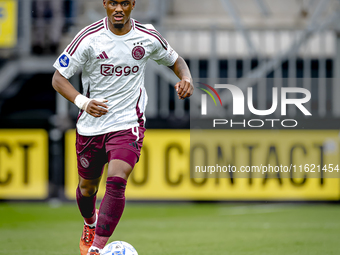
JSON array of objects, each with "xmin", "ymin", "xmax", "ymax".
[
  {"xmin": 52, "ymin": 70, "xmax": 108, "ymax": 118},
  {"xmin": 52, "ymin": 21, "xmax": 108, "ymax": 118}
]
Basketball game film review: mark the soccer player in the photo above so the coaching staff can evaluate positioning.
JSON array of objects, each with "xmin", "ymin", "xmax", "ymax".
[{"xmin": 52, "ymin": 1, "xmax": 193, "ymax": 255}]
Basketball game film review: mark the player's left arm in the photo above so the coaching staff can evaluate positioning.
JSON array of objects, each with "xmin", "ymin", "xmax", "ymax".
[{"xmin": 168, "ymin": 56, "xmax": 194, "ymax": 100}]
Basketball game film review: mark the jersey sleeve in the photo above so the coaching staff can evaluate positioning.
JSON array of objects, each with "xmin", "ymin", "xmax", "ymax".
[
  {"xmin": 149, "ymin": 27, "xmax": 178, "ymax": 66},
  {"xmin": 53, "ymin": 31, "xmax": 89, "ymax": 79}
]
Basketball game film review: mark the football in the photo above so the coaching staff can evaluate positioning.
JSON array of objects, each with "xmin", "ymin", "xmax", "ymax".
[{"xmin": 101, "ymin": 241, "xmax": 138, "ymax": 255}]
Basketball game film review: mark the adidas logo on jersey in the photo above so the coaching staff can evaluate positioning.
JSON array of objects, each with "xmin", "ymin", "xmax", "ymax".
[
  {"xmin": 129, "ymin": 141, "xmax": 139, "ymax": 150},
  {"xmin": 97, "ymin": 51, "xmax": 109, "ymax": 59}
]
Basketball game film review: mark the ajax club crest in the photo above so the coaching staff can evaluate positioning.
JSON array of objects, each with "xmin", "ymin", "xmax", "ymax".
[
  {"xmin": 80, "ymin": 156, "xmax": 90, "ymax": 168},
  {"xmin": 132, "ymin": 46, "xmax": 145, "ymax": 60}
]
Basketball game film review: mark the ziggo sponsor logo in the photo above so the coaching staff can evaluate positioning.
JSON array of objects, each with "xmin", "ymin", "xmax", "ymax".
[{"xmin": 101, "ymin": 64, "xmax": 140, "ymax": 77}]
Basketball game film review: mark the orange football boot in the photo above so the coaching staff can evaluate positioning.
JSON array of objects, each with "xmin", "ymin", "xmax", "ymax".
[{"xmin": 79, "ymin": 209, "xmax": 99, "ymax": 255}]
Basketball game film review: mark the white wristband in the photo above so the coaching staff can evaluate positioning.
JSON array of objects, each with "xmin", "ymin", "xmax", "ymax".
[
  {"xmin": 74, "ymin": 94, "xmax": 91, "ymax": 111},
  {"xmin": 74, "ymin": 95, "xmax": 108, "ymax": 112}
]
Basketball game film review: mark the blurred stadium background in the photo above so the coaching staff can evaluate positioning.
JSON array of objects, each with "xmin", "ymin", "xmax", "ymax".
[
  {"xmin": 0, "ymin": 0, "xmax": 339, "ymax": 201},
  {"xmin": 0, "ymin": 0, "xmax": 340, "ymax": 254}
]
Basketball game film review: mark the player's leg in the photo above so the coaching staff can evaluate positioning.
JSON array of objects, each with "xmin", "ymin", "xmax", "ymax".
[
  {"xmin": 77, "ymin": 176, "xmax": 102, "ymax": 255},
  {"xmin": 89, "ymin": 127, "xmax": 145, "ymax": 253},
  {"xmin": 76, "ymin": 133, "xmax": 107, "ymax": 255},
  {"xmin": 90, "ymin": 158, "xmax": 133, "ymax": 251},
  {"xmin": 77, "ymin": 176, "xmax": 101, "ymax": 224}
]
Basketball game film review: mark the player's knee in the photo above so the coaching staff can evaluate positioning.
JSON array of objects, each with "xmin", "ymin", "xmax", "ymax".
[
  {"xmin": 78, "ymin": 183, "xmax": 98, "ymax": 197},
  {"xmin": 107, "ymin": 169, "xmax": 132, "ymax": 180}
]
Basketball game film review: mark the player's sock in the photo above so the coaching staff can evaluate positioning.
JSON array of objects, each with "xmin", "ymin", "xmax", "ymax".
[
  {"xmin": 85, "ymin": 211, "xmax": 98, "ymax": 228},
  {"xmin": 76, "ymin": 186, "xmax": 98, "ymax": 225},
  {"xmin": 92, "ymin": 176, "xmax": 127, "ymax": 249}
]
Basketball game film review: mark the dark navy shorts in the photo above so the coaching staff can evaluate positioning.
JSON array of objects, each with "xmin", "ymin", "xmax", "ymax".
[{"xmin": 76, "ymin": 127, "xmax": 145, "ymax": 180}]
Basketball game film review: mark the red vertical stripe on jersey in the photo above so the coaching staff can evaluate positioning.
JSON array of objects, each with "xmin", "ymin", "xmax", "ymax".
[
  {"xmin": 150, "ymin": 29, "xmax": 167, "ymax": 46},
  {"xmin": 99, "ymin": 54, "xmax": 104, "ymax": 59},
  {"xmin": 67, "ymin": 20, "xmax": 103, "ymax": 53},
  {"xmin": 135, "ymin": 27, "xmax": 167, "ymax": 50},
  {"xmin": 131, "ymin": 19, "xmax": 135, "ymax": 30},
  {"xmin": 135, "ymin": 89, "xmax": 144, "ymax": 127},
  {"xmin": 134, "ymin": 21, "xmax": 167, "ymax": 46},
  {"xmin": 70, "ymin": 26, "xmax": 104, "ymax": 56}
]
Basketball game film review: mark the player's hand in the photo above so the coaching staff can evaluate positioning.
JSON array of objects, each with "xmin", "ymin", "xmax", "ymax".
[
  {"xmin": 85, "ymin": 99, "xmax": 109, "ymax": 118},
  {"xmin": 175, "ymin": 78, "xmax": 194, "ymax": 100}
]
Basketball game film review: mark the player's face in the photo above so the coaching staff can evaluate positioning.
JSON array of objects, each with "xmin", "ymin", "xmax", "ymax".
[{"xmin": 104, "ymin": 0, "xmax": 135, "ymax": 32}]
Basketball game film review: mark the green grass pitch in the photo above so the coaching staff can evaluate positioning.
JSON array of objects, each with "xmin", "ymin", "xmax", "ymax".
[{"xmin": 0, "ymin": 202, "xmax": 339, "ymax": 255}]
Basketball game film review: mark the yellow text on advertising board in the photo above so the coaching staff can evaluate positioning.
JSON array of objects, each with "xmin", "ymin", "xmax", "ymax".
[
  {"xmin": 65, "ymin": 129, "xmax": 340, "ymax": 201},
  {"xmin": 0, "ymin": 129, "xmax": 48, "ymax": 199}
]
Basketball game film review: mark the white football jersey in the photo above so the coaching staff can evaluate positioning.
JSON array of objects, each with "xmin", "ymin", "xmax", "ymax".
[{"xmin": 53, "ymin": 18, "xmax": 178, "ymax": 136}]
